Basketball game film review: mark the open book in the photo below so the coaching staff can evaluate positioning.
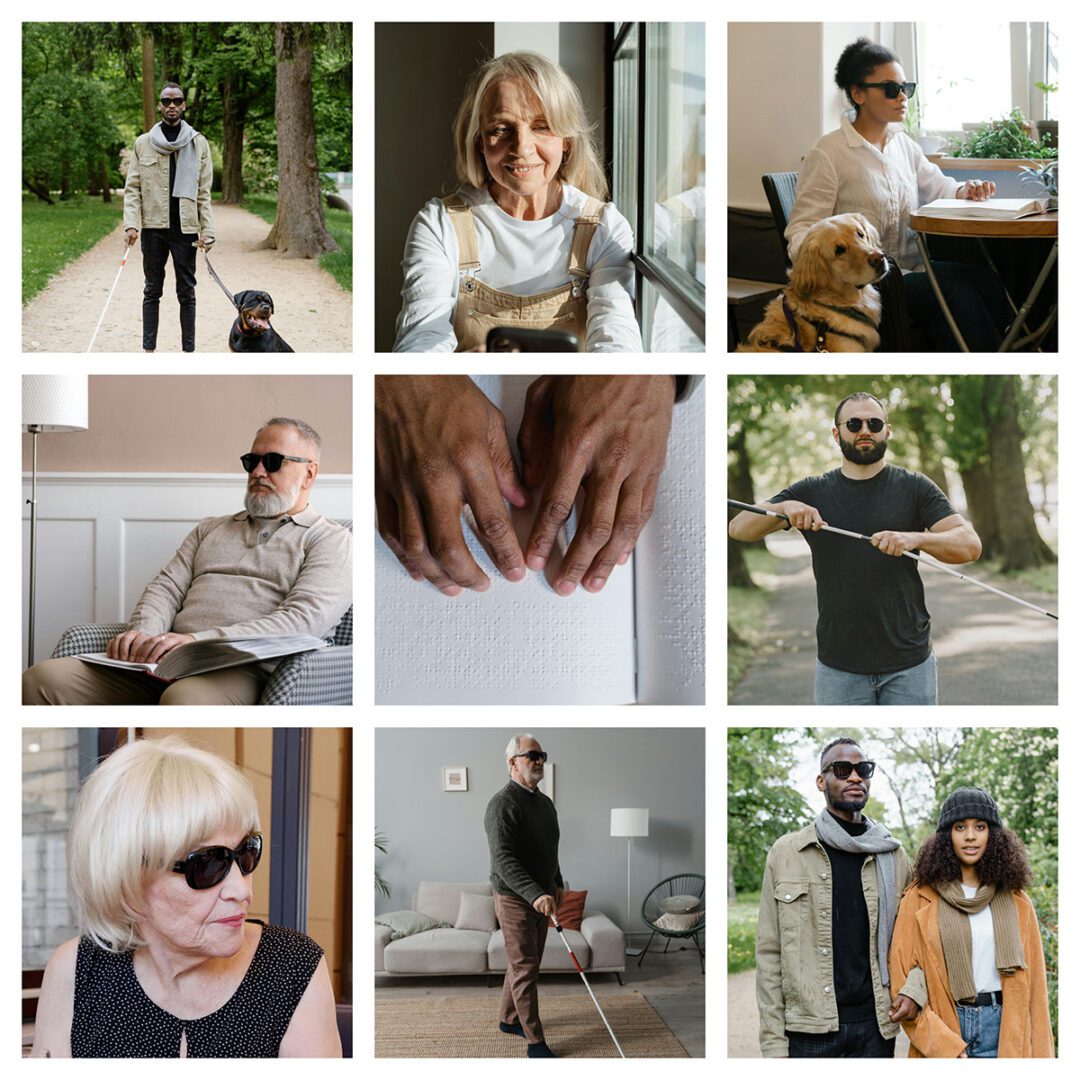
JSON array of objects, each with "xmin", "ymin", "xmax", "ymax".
[
  {"xmin": 374, "ymin": 375, "xmax": 705, "ymax": 705},
  {"xmin": 917, "ymin": 197, "xmax": 1056, "ymax": 219},
  {"xmin": 78, "ymin": 634, "xmax": 328, "ymax": 682}
]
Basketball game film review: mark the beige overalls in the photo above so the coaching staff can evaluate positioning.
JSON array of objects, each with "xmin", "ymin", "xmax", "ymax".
[{"xmin": 442, "ymin": 193, "xmax": 605, "ymax": 352}]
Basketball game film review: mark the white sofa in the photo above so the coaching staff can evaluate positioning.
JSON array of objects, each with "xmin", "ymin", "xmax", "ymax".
[{"xmin": 375, "ymin": 881, "xmax": 625, "ymax": 983}]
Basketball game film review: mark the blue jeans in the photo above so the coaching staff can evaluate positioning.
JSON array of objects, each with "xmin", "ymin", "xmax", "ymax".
[
  {"xmin": 904, "ymin": 260, "xmax": 1009, "ymax": 352},
  {"xmin": 957, "ymin": 1003, "xmax": 1002, "ymax": 1058},
  {"xmin": 814, "ymin": 653, "xmax": 938, "ymax": 705}
]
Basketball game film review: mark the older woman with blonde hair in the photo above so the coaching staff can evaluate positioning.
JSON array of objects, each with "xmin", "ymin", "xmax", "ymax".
[
  {"xmin": 30, "ymin": 736, "xmax": 341, "ymax": 1058},
  {"xmin": 394, "ymin": 50, "xmax": 642, "ymax": 352}
]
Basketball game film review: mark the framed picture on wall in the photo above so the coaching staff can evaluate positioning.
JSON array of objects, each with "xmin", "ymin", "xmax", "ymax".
[
  {"xmin": 539, "ymin": 763, "xmax": 554, "ymax": 802},
  {"xmin": 442, "ymin": 766, "xmax": 468, "ymax": 792}
]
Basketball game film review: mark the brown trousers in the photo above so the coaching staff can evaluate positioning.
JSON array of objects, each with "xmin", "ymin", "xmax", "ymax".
[{"xmin": 494, "ymin": 891, "xmax": 550, "ymax": 1044}]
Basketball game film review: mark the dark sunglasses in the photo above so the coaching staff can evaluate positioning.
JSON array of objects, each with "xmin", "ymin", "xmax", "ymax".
[
  {"xmin": 857, "ymin": 80, "xmax": 916, "ymax": 100},
  {"xmin": 171, "ymin": 833, "xmax": 263, "ymax": 889},
  {"xmin": 822, "ymin": 761, "xmax": 876, "ymax": 780},
  {"xmin": 160, "ymin": 97, "xmax": 185, "ymax": 106},
  {"xmin": 843, "ymin": 417, "xmax": 886, "ymax": 433},
  {"xmin": 240, "ymin": 452, "xmax": 311, "ymax": 473},
  {"xmin": 513, "ymin": 750, "xmax": 548, "ymax": 763}
]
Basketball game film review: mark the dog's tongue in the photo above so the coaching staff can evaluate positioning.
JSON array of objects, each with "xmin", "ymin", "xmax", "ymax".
[{"xmin": 249, "ymin": 315, "xmax": 270, "ymax": 330}]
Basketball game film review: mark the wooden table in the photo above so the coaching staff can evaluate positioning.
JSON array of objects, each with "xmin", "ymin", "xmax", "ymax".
[
  {"xmin": 909, "ymin": 210, "xmax": 1057, "ymax": 351},
  {"xmin": 728, "ymin": 278, "xmax": 784, "ymax": 348}
]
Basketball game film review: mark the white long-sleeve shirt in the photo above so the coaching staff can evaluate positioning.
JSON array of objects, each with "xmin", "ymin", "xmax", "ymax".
[
  {"xmin": 393, "ymin": 183, "xmax": 642, "ymax": 352},
  {"xmin": 785, "ymin": 115, "xmax": 962, "ymax": 272}
]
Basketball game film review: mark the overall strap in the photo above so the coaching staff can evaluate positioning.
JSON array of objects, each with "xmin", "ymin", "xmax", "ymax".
[
  {"xmin": 567, "ymin": 197, "xmax": 605, "ymax": 280},
  {"xmin": 441, "ymin": 193, "xmax": 481, "ymax": 271}
]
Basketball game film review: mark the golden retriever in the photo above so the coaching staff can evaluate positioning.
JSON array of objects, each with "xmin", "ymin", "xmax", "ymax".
[{"xmin": 739, "ymin": 213, "xmax": 887, "ymax": 352}]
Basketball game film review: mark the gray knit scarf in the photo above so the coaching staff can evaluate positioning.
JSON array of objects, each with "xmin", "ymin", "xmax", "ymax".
[
  {"xmin": 815, "ymin": 808, "xmax": 900, "ymax": 987},
  {"xmin": 148, "ymin": 120, "xmax": 200, "ymax": 200}
]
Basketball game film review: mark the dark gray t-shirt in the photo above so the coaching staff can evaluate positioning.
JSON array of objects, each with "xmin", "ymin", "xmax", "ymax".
[{"xmin": 771, "ymin": 465, "xmax": 955, "ymax": 674}]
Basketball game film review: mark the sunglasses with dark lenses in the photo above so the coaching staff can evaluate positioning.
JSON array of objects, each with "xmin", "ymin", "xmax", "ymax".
[
  {"xmin": 171, "ymin": 833, "xmax": 263, "ymax": 889},
  {"xmin": 822, "ymin": 761, "xmax": 876, "ymax": 780},
  {"xmin": 844, "ymin": 417, "xmax": 886, "ymax": 433},
  {"xmin": 160, "ymin": 98, "xmax": 185, "ymax": 106},
  {"xmin": 240, "ymin": 452, "xmax": 311, "ymax": 474},
  {"xmin": 514, "ymin": 750, "xmax": 548, "ymax": 763},
  {"xmin": 858, "ymin": 80, "xmax": 916, "ymax": 100}
]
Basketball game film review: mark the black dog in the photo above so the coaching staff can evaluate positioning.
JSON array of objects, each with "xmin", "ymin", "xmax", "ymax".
[{"xmin": 228, "ymin": 290, "xmax": 294, "ymax": 352}]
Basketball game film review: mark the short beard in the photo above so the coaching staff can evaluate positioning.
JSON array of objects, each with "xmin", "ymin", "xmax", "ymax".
[
  {"xmin": 827, "ymin": 790, "xmax": 868, "ymax": 814},
  {"xmin": 245, "ymin": 479, "xmax": 300, "ymax": 518},
  {"xmin": 839, "ymin": 435, "xmax": 887, "ymax": 465}
]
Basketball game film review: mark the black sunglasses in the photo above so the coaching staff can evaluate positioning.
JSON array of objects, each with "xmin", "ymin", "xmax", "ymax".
[
  {"xmin": 160, "ymin": 97, "xmax": 185, "ymax": 106},
  {"xmin": 822, "ymin": 761, "xmax": 876, "ymax": 780},
  {"xmin": 240, "ymin": 452, "xmax": 311, "ymax": 473},
  {"xmin": 857, "ymin": 80, "xmax": 916, "ymax": 100},
  {"xmin": 843, "ymin": 417, "xmax": 886, "ymax": 433},
  {"xmin": 171, "ymin": 833, "xmax": 263, "ymax": 890},
  {"xmin": 513, "ymin": 750, "xmax": 548, "ymax": 763}
]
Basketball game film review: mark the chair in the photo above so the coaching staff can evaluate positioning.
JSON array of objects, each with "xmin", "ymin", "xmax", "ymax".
[
  {"xmin": 638, "ymin": 872, "xmax": 705, "ymax": 974},
  {"xmin": 49, "ymin": 520, "xmax": 353, "ymax": 706},
  {"xmin": 760, "ymin": 172, "xmax": 915, "ymax": 350},
  {"xmin": 336, "ymin": 1003, "xmax": 353, "ymax": 1058}
]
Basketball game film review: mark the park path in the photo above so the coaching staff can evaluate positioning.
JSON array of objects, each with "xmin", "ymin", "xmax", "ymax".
[
  {"xmin": 731, "ymin": 535, "xmax": 1058, "ymax": 705},
  {"xmin": 22, "ymin": 204, "xmax": 351, "ymax": 353}
]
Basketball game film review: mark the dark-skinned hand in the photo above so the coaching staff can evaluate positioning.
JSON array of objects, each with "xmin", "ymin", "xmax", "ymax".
[{"xmin": 375, "ymin": 375, "xmax": 528, "ymax": 595}]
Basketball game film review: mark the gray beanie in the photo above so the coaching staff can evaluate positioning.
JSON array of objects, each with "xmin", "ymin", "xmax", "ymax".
[{"xmin": 937, "ymin": 786, "xmax": 1002, "ymax": 831}]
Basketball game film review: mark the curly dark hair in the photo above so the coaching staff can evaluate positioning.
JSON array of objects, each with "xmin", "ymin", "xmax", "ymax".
[
  {"xmin": 834, "ymin": 38, "xmax": 900, "ymax": 112},
  {"xmin": 913, "ymin": 826, "xmax": 1032, "ymax": 892}
]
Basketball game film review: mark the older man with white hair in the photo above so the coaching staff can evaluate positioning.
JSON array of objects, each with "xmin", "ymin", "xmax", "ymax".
[
  {"xmin": 23, "ymin": 417, "xmax": 351, "ymax": 706},
  {"xmin": 484, "ymin": 733, "xmax": 565, "ymax": 1058}
]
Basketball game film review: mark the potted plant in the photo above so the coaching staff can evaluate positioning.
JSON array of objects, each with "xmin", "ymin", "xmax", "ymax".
[
  {"xmin": 375, "ymin": 828, "xmax": 391, "ymax": 898},
  {"xmin": 1018, "ymin": 159, "xmax": 1058, "ymax": 206},
  {"xmin": 951, "ymin": 107, "xmax": 1057, "ymax": 161}
]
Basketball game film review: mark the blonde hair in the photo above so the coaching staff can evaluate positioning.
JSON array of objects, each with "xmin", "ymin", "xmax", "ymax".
[
  {"xmin": 68, "ymin": 736, "xmax": 260, "ymax": 953},
  {"xmin": 452, "ymin": 51, "xmax": 608, "ymax": 201}
]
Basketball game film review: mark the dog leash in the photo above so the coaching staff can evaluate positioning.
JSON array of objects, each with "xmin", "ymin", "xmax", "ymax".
[{"xmin": 202, "ymin": 249, "xmax": 239, "ymax": 311}]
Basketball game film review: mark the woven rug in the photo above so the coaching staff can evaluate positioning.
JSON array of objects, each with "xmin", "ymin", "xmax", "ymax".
[{"xmin": 375, "ymin": 990, "xmax": 689, "ymax": 1058}]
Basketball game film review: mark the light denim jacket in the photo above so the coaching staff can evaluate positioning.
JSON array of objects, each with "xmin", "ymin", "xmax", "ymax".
[{"xmin": 123, "ymin": 129, "xmax": 215, "ymax": 239}]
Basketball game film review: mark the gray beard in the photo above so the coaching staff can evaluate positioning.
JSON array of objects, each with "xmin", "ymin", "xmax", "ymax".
[{"xmin": 245, "ymin": 483, "xmax": 298, "ymax": 518}]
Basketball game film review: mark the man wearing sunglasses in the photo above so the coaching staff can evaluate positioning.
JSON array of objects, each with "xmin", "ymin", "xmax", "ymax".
[
  {"xmin": 757, "ymin": 736, "xmax": 925, "ymax": 1057},
  {"xmin": 729, "ymin": 392, "xmax": 981, "ymax": 705},
  {"xmin": 123, "ymin": 81, "xmax": 215, "ymax": 352},
  {"xmin": 484, "ymin": 734, "xmax": 564, "ymax": 1058},
  {"xmin": 23, "ymin": 417, "xmax": 351, "ymax": 705}
]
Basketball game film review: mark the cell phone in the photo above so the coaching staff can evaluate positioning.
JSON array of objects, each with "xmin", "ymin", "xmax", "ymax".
[{"xmin": 486, "ymin": 327, "xmax": 579, "ymax": 352}]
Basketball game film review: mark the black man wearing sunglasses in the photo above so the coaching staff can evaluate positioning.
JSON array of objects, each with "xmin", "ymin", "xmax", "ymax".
[
  {"xmin": 729, "ymin": 392, "xmax": 981, "ymax": 705},
  {"xmin": 756, "ymin": 736, "xmax": 926, "ymax": 1057}
]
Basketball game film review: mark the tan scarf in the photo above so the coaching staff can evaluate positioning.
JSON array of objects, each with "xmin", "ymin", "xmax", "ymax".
[{"xmin": 937, "ymin": 881, "xmax": 1025, "ymax": 1003}]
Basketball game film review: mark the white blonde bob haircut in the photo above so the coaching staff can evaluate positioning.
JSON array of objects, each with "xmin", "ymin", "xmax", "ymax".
[
  {"xmin": 68, "ymin": 736, "xmax": 260, "ymax": 954},
  {"xmin": 453, "ymin": 51, "xmax": 609, "ymax": 201}
]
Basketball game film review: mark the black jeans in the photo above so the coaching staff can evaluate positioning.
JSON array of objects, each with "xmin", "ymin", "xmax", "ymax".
[
  {"xmin": 141, "ymin": 228, "xmax": 198, "ymax": 351},
  {"xmin": 786, "ymin": 1019, "xmax": 896, "ymax": 1058},
  {"xmin": 904, "ymin": 259, "xmax": 1009, "ymax": 352}
]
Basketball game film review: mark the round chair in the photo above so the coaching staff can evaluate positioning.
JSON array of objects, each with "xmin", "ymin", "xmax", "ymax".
[{"xmin": 638, "ymin": 872, "xmax": 705, "ymax": 973}]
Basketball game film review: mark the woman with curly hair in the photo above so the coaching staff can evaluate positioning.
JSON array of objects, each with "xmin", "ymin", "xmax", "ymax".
[{"xmin": 888, "ymin": 787, "xmax": 1054, "ymax": 1058}]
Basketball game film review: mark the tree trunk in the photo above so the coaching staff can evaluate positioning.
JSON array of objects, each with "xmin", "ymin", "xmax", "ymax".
[
  {"xmin": 220, "ymin": 76, "xmax": 246, "ymax": 204},
  {"xmin": 959, "ymin": 462, "xmax": 1000, "ymax": 561},
  {"xmin": 60, "ymin": 158, "xmax": 71, "ymax": 201},
  {"xmin": 263, "ymin": 22, "xmax": 337, "ymax": 257},
  {"xmin": 24, "ymin": 176, "xmax": 55, "ymax": 205},
  {"xmin": 141, "ymin": 31, "xmax": 156, "ymax": 132},
  {"xmin": 100, "ymin": 156, "xmax": 112, "ymax": 203},
  {"xmin": 985, "ymin": 376, "xmax": 1056, "ymax": 570},
  {"xmin": 909, "ymin": 407, "xmax": 950, "ymax": 496},
  {"xmin": 727, "ymin": 425, "xmax": 759, "ymax": 589}
]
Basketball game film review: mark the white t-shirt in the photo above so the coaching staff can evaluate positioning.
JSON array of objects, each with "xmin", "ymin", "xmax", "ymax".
[
  {"xmin": 962, "ymin": 883, "xmax": 1003, "ymax": 994},
  {"xmin": 786, "ymin": 115, "xmax": 962, "ymax": 272},
  {"xmin": 393, "ymin": 183, "xmax": 642, "ymax": 352}
]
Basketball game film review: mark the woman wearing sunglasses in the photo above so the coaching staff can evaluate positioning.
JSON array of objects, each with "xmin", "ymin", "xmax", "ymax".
[
  {"xmin": 785, "ymin": 37, "xmax": 1009, "ymax": 351},
  {"xmin": 888, "ymin": 787, "xmax": 1054, "ymax": 1058},
  {"xmin": 30, "ymin": 737, "xmax": 342, "ymax": 1058}
]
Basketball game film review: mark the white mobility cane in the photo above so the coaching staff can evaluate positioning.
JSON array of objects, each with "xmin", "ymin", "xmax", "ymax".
[
  {"xmin": 551, "ymin": 919, "xmax": 626, "ymax": 1057},
  {"xmin": 86, "ymin": 244, "xmax": 131, "ymax": 353}
]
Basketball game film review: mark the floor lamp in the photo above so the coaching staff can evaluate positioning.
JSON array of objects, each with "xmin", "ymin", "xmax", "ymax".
[
  {"xmin": 23, "ymin": 375, "xmax": 89, "ymax": 668},
  {"xmin": 610, "ymin": 807, "xmax": 649, "ymax": 956}
]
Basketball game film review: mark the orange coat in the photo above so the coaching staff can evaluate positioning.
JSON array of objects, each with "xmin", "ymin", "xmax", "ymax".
[{"xmin": 888, "ymin": 883, "xmax": 1054, "ymax": 1058}]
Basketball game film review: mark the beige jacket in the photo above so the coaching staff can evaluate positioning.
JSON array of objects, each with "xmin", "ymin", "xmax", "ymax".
[
  {"xmin": 756, "ymin": 820, "xmax": 926, "ymax": 1057},
  {"xmin": 123, "ymin": 128, "xmax": 215, "ymax": 238}
]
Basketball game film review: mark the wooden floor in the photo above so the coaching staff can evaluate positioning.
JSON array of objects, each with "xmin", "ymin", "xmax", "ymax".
[{"xmin": 375, "ymin": 941, "xmax": 706, "ymax": 1057}]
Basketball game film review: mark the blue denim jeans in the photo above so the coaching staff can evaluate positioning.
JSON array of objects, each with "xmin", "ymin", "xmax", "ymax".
[
  {"xmin": 904, "ymin": 260, "xmax": 1009, "ymax": 352},
  {"xmin": 957, "ymin": 1003, "xmax": 1002, "ymax": 1058},
  {"xmin": 814, "ymin": 653, "xmax": 938, "ymax": 705}
]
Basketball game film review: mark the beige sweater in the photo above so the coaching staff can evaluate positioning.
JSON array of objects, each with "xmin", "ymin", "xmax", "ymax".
[{"xmin": 127, "ymin": 507, "xmax": 351, "ymax": 640}]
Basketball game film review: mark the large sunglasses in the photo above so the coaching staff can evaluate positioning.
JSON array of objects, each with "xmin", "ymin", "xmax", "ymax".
[
  {"xmin": 171, "ymin": 833, "xmax": 263, "ymax": 889},
  {"xmin": 843, "ymin": 417, "xmax": 886, "ymax": 433},
  {"xmin": 513, "ymin": 750, "xmax": 548, "ymax": 763},
  {"xmin": 160, "ymin": 97, "xmax": 185, "ymax": 106},
  {"xmin": 857, "ymin": 80, "xmax": 916, "ymax": 100},
  {"xmin": 822, "ymin": 761, "xmax": 876, "ymax": 780},
  {"xmin": 240, "ymin": 452, "xmax": 311, "ymax": 474}
]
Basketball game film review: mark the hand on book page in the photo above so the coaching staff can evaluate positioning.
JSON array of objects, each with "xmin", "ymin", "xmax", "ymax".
[
  {"xmin": 375, "ymin": 375, "xmax": 529, "ymax": 595},
  {"xmin": 517, "ymin": 375, "xmax": 677, "ymax": 596},
  {"xmin": 106, "ymin": 629, "xmax": 195, "ymax": 664}
]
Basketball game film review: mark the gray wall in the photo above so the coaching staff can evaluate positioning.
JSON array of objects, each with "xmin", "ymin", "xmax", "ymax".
[{"xmin": 374, "ymin": 728, "xmax": 705, "ymax": 942}]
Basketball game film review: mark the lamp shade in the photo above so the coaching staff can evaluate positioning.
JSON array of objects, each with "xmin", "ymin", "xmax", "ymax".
[
  {"xmin": 610, "ymin": 808, "xmax": 649, "ymax": 837},
  {"xmin": 22, "ymin": 375, "xmax": 88, "ymax": 432}
]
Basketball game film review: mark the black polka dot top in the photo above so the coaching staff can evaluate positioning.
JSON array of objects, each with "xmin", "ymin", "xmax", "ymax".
[{"xmin": 71, "ymin": 920, "xmax": 324, "ymax": 1058}]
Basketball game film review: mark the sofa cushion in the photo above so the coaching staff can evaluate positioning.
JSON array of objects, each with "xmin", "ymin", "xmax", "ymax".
[
  {"xmin": 549, "ymin": 889, "xmax": 587, "ymax": 931},
  {"xmin": 660, "ymin": 893, "xmax": 702, "ymax": 914},
  {"xmin": 489, "ymin": 926, "xmax": 591, "ymax": 972},
  {"xmin": 416, "ymin": 881, "xmax": 492, "ymax": 926},
  {"xmin": 654, "ymin": 910, "xmax": 704, "ymax": 932},
  {"xmin": 384, "ymin": 928, "xmax": 491, "ymax": 974},
  {"xmin": 374, "ymin": 909, "xmax": 450, "ymax": 940},
  {"xmin": 455, "ymin": 891, "xmax": 497, "ymax": 932}
]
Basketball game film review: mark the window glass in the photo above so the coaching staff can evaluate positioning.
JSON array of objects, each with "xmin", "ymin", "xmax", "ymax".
[
  {"xmin": 915, "ymin": 22, "xmax": 1011, "ymax": 131},
  {"xmin": 1045, "ymin": 23, "xmax": 1059, "ymax": 120},
  {"xmin": 612, "ymin": 24, "xmax": 639, "ymax": 239},
  {"xmin": 641, "ymin": 278, "xmax": 704, "ymax": 352}
]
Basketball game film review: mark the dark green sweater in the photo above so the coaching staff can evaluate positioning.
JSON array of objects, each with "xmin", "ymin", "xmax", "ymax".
[{"xmin": 484, "ymin": 780, "xmax": 564, "ymax": 903}]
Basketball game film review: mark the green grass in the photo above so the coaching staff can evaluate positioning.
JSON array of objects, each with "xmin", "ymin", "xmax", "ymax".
[
  {"xmin": 728, "ymin": 547, "xmax": 783, "ymax": 696},
  {"xmin": 240, "ymin": 194, "xmax": 352, "ymax": 293},
  {"xmin": 980, "ymin": 555, "xmax": 1058, "ymax": 598},
  {"xmin": 22, "ymin": 194, "xmax": 124, "ymax": 304},
  {"xmin": 728, "ymin": 890, "xmax": 760, "ymax": 974}
]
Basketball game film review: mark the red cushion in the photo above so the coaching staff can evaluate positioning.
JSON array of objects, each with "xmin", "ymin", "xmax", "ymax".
[{"xmin": 549, "ymin": 889, "xmax": 587, "ymax": 931}]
